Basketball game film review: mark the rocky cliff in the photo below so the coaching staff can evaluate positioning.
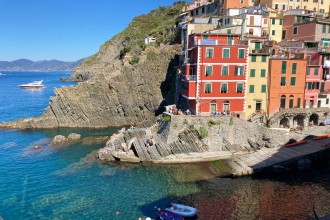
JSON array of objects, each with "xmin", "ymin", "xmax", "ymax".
[{"xmin": 0, "ymin": 3, "xmax": 184, "ymax": 129}]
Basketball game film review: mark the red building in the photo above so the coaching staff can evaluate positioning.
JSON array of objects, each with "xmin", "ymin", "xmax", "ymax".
[{"xmin": 181, "ymin": 33, "xmax": 248, "ymax": 116}]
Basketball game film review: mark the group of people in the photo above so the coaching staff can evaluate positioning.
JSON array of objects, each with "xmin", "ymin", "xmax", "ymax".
[
  {"xmin": 212, "ymin": 110, "xmax": 230, "ymax": 116},
  {"xmin": 167, "ymin": 105, "xmax": 191, "ymax": 115}
]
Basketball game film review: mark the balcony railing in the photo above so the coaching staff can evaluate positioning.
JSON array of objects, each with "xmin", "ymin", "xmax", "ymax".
[
  {"xmin": 250, "ymin": 48, "xmax": 271, "ymax": 54},
  {"xmin": 182, "ymin": 75, "xmax": 197, "ymax": 81},
  {"xmin": 318, "ymin": 46, "xmax": 330, "ymax": 54}
]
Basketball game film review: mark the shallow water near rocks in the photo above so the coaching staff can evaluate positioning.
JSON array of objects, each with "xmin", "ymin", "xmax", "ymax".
[{"xmin": 0, "ymin": 72, "xmax": 329, "ymax": 219}]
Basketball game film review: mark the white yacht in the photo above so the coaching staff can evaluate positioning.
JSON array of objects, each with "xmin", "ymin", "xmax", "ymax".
[{"xmin": 19, "ymin": 80, "xmax": 45, "ymax": 89}]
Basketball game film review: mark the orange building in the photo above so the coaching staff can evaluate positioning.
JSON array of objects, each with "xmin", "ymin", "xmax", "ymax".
[{"xmin": 267, "ymin": 55, "xmax": 307, "ymax": 117}]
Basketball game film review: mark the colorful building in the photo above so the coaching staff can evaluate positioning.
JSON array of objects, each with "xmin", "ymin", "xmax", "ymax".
[
  {"xmin": 245, "ymin": 40, "xmax": 271, "ymax": 120},
  {"xmin": 181, "ymin": 33, "xmax": 248, "ymax": 116},
  {"xmin": 267, "ymin": 54, "xmax": 307, "ymax": 117}
]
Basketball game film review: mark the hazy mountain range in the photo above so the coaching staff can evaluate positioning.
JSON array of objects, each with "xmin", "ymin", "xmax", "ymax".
[{"xmin": 0, "ymin": 59, "xmax": 84, "ymax": 72}]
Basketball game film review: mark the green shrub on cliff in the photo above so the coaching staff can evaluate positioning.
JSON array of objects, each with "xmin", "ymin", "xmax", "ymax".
[
  {"xmin": 208, "ymin": 120, "xmax": 221, "ymax": 127},
  {"xmin": 198, "ymin": 127, "xmax": 208, "ymax": 139}
]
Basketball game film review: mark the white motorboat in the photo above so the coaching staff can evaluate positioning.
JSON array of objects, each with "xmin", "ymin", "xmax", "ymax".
[
  {"xmin": 19, "ymin": 80, "xmax": 45, "ymax": 89},
  {"xmin": 165, "ymin": 203, "xmax": 197, "ymax": 218}
]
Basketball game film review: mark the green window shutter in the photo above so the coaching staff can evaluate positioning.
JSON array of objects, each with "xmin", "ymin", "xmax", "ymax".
[
  {"xmin": 297, "ymin": 98, "xmax": 301, "ymax": 108},
  {"xmin": 239, "ymin": 49, "xmax": 245, "ymax": 58},
  {"xmin": 307, "ymin": 68, "xmax": 310, "ymax": 75},
  {"xmin": 206, "ymin": 66, "xmax": 212, "ymax": 76},
  {"xmin": 271, "ymin": 19, "xmax": 275, "ymax": 25},
  {"xmin": 249, "ymin": 85, "xmax": 254, "ymax": 93},
  {"xmin": 314, "ymin": 68, "xmax": 319, "ymax": 75},
  {"xmin": 281, "ymin": 77, "xmax": 286, "ymax": 86},
  {"xmin": 228, "ymin": 36, "xmax": 233, "ymax": 45},
  {"xmin": 250, "ymin": 69, "xmax": 255, "ymax": 77},
  {"xmin": 206, "ymin": 48, "xmax": 213, "ymax": 58},
  {"xmin": 223, "ymin": 49, "xmax": 230, "ymax": 58},
  {"xmin": 222, "ymin": 66, "xmax": 228, "ymax": 75},
  {"xmin": 290, "ymin": 77, "xmax": 296, "ymax": 86},
  {"xmin": 221, "ymin": 83, "xmax": 228, "ymax": 93},
  {"xmin": 272, "ymin": 30, "xmax": 275, "ymax": 36},
  {"xmin": 237, "ymin": 83, "xmax": 243, "ymax": 93},
  {"xmin": 323, "ymin": 24, "xmax": 327, "ymax": 33},
  {"xmin": 292, "ymin": 63, "xmax": 297, "ymax": 74},
  {"xmin": 261, "ymin": 55, "xmax": 267, "ymax": 62},
  {"xmin": 255, "ymin": 42, "xmax": 261, "ymax": 50},
  {"xmin": 281, "ymin": 61, "xmax": 287, "ymax": 74},
  {"xmin": 251, "ymin": 56, "xmax": 256, "ymax": 62},
  {"xmin": 205, "ymin": 83, "xmax": 212, "ymax": 93},
  {"xmin": 261, "ymin": 69, "xmax": 266, "ymax": 77},
  {"xmin": 235, "ymin": 66, "xmax": 244, "ymax": 76},
  {"xmin": 279, "ymin": 19, "xmax": 283, "ymax": 25},
  {"xmin": 261, "ymin": 85, "xmax": 267, "ymax": 93}
]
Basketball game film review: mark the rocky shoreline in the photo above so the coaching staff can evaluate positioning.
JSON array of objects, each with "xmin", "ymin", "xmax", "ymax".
[{"xmin": 98, "ymin": 114, "xmax": 308, "ymax": 164}]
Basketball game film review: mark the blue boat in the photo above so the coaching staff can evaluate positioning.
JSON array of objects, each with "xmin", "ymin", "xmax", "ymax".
[{"xmin": 156, "ymin": 209, "xmax": 184, "ymax": 220}]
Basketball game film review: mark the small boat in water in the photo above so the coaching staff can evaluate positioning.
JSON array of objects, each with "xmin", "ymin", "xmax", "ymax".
[
  {"xmin": 19, "ymin": 80, "xmax": 45, "ymax": 89},
  {"xmin": 284, "ymin": 140, "xmax": 308, "ymax": 147},
  {"xmin": 313, "ymin": 135, "xmax": 328, "ymax": 140},
  {"xmin": 156, "ymin": 209, "xmax": 184, "ymax": 220},
  {"xmin": 165, "ymin": 203, "xmax": 197, "ymax": 218}
]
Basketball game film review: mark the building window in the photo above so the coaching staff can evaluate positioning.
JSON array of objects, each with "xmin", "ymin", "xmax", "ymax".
[
  {"xmin": 293, "ymin": 27, "xmax": 298, "ymax": 34},
  {"xmin": 314, "ymin": 68, "xmax": 319, "ymax": 75},
  {"xmin": 261, "ymin": 85, "xmax": 267, "ymax": 93},
  {"xmin": 307, "ymin": 68, "xmax": 310, "ymax": 75},
  {"xmin": 237, "ymin": 83, "xmax": 243, "ymax": 93},
  {"xmin": 289, "ymin": 95, "xmax": 294, "ymax": 108},
  {"xmin": 271, "ymin": 19, "xmax": 275, "ymax": 25},
  {"xmin": 281, "ymin": 61, "xmax": 287, "ymax": 73},
  {"xmin": 222, "ymin": 65, "xmax": 229, "ymax": 75},
  {"xmin": 227, "ymin": 36, "xmax": 234, "ymax": 45},
  {"xmin": 280, "ymin": 95, "xmax": 286, "ymax": 108},
  {"xmin": 297, "ymin": 98, "xmax": 301, "ymax": 108},
  {"xmin": 206, "ymin": 65, "xmax": 213, "ymax": 76},
  {"xmin": 223, "ymin": 48, "xmax": 230, "ymax": 58},
  {"xmin": 221, "ymin": 83, "xmax": 228, "ymax": 93},
  {"xmin": 292, "ymin": 63, "xmax": 297, "ymax": 74},
  {"xmin": 322, "ymin": 24, "xmax": 327, "ymax": 33},
  {"xmin": 205, "ymin": 83, "xmax": 212, "ymax": 93},
  {"xmin": 249, "ymin": 85, "xmax": 255, "ymax": 93},
  {"xmin": 238, "ymin": 49, "xmax": 245, "ymax": 58},
  {"xmin": 290, "ymin": 77, "xmax": 296, "ymax": 86},
  {"xmin": 275, "ymin": 4, "xmax": 278, "ymax": 9},
  {"xmin": 227, "ymin": 29, "xmax": 232, "ymax": 34},
  {"xmin": 206, "ymin": 48, "xmax": 213, "ymax": 58},
  {"xmin": 250, "ymin": 69, "xmax": 255, "ymax": 77},
  {"xmin": 235, "ymin": 66, "xmax": 244, "ymax": 76},
  {"xmin": 261, "ymin": 55, "xmax": 267, "ymax": 62},
  {"xmin": 272, "ymin": 30, "xmax": 275, "ymax": 36},
  {"xmin": 281, "ymin": 77, "xmax": 286, "ymax": 86},
  {"xmin": 251, "ymin": 56, "xmax": 257, "ymax": 62},
  {"xmin": 261, "ymin": 69, "xmax": 266, "ymax": 77},
  {"xmin": 282, "ymin": 5, "xmax": 286, "ymax": 10},
  {"xmin": 326, "ymin": 98, "xmax": 329, "ymax": 104},
  {"xmin": 203, "ymin": 36, "xmax": 209, "ymax": 40},
  {"xmin": 255, "ymin": 42, "xmax": 261, "ymax": 50}
]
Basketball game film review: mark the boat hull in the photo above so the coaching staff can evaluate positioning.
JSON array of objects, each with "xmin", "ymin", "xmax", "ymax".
[
  {"xmin": 284, "ymin": 140, "xmax": 308, "ymax": 147},
  {"xmin": 165, "ymin": 203, "xmax": 197, "ymax": 218}
]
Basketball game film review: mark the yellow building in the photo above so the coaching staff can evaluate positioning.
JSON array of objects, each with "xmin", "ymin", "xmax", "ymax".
[
  {"xmin": 254, "ymin": 0, "xmax": 330, "ymax": 14},
  {"xmin": 268, "ymin": 11, "xmax": 283, "ymax": 43},
  {"xmin": 244, "ymin": 40, "xmax": 271, "ymax": 122}
]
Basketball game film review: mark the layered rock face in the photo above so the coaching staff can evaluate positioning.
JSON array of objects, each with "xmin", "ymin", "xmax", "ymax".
[{"xmin": 0, "ymin": 44, "xmax": 181, "ymax": 129}]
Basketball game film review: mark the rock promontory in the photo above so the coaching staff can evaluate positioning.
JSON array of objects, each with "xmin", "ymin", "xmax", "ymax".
[{"xmin": 0, "ymin": 3, "xmax": 184, "ymax": 129}]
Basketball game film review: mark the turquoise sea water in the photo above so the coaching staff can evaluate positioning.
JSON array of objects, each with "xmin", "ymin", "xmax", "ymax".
[{"xmin": 0, "ymin": 72, "xmax": 329, "ymax": 220}]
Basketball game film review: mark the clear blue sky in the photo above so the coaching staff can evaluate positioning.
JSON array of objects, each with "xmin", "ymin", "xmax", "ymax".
[{"xmin": 0, "ymin": 0, "xmax": 185, "ymax": 62}]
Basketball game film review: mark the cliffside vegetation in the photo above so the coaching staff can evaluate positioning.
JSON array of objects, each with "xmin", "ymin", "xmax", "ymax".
[{"xmin": 84, "ymin": 1, "xmax": 186, "ymax": 66}]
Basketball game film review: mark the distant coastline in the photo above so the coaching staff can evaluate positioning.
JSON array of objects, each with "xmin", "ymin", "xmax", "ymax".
[{"xmin": 0, "ymin": 58, "xmax": 84, "ymax": 72}]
